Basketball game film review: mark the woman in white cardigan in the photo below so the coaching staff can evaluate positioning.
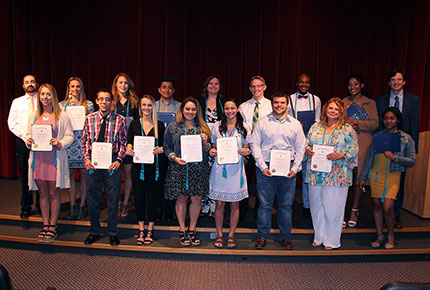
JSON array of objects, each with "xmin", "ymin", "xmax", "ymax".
[{"xmin": 25, "ymin": 84, "xmax": 74, "ymax": 242}]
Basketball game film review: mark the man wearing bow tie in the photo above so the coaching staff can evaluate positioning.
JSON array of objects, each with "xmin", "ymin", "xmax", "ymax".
[
  {"xmin": 287, "ymin": 73, "xmax": 321, "ymax": 215},
  {"xmin": 375, "ymin": 69, "xmax": 420, "ymax": 229}
]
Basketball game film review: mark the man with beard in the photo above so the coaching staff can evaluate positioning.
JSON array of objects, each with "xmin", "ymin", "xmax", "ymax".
[{"xmin": 8, "ymin": 74, "xmax": 40, "ymax": 218}]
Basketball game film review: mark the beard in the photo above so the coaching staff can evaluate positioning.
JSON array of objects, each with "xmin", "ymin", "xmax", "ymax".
[{"xmin": 25, "ymin": 85, "xmax": 36, "ymax": 93}]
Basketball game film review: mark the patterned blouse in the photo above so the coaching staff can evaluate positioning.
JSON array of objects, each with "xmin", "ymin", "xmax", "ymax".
[{"xmin": 305, "ymin": 121, "xmax": 358, "ymax": 187}]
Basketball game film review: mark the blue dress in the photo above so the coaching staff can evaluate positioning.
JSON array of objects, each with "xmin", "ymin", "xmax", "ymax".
[{"xmin": 208, "ymin": 121, "xmax": 250, "ymax": 202}]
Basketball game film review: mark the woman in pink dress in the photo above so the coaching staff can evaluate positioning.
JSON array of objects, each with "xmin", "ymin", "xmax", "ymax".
[{"xmin": 25, "ymin": 84, "xmax": 74, "ymax": 242}]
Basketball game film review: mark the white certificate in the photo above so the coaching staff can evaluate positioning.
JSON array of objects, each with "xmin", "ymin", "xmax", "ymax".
[
  {"xmin": 311, "ymin": 144, "xmax": 335, "ymax": 173},
  {"xmin": 91, "ymin": 142, "xmax": 112, "ymax": 169},
  {"xmin": 66, "ymin": 106, "xmax": 86, "ymax": 130},
  {"xmin": 269, "ymin": 149, "xmax": 291, "ymax": 176},
  {"xmin": 31, "ymin": 124, "xmax": 52, "ymax": 151},
  {"xmin": 181, "ymin": 135, "xmax": 202, "ymax": 163},
  {"xmin": 216, "ymin": 137, "xmax": 239, "ymax": 165},
  {"xmin": 133, "ymin": 136, "xmax": 155, "ymax": 164}
]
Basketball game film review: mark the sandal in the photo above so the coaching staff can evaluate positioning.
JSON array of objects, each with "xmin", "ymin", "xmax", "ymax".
[
  {"xmin": 226, "ymin": 237, "xmax": 237, "ymax": 249},
  {"xmin": 136, "ymin": 230, "xmax": 145, "ymax": 246},
  {"xmin": 179, "ymin": 231, "xmax": 191, "ymax": 247},
  {"xmin": 371, "ymin": 235, "xmax": 385, "ymax": 248},
  {"xmin": 385, "ymin": 235, "xmax": 395, "ymax": 249},
  {"xmin": 186, "ymin": 230, "xmax": 201, "ymax": 246},
  {"xmin": 348, "ymin": 208, "xmax": 359, "ymax": 227},
  {"xmin": 144, "ymin": 230, "xmax": 154, "ymax": 245},
  {"xmin": 120, "ymin": 204, "xmax": 129, "ymax": 217},
  {"xmin": 213, "ymin": 236, "xmax": 224, "ymax": 248},
  {"xmin": 37, "ymin": 225, "xmax": 50, "ymax": 242},
  {"xmin": 44, "ymin": 225, "xmax": 57, "ymax": 243}
]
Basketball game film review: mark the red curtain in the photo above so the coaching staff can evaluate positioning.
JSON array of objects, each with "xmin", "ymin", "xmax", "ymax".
[{"xmin": 1, "ymin": 0, "xmax": 430, "ymax": 178}]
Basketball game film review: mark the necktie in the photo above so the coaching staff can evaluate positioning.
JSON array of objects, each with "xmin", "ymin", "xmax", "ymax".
[
  {"xmin": 394, "ymin": 96, "xmax": 400, "ymax": 109},
  {"xmin": 252, "ymin": 101, "xmax": 260, "ymax": 129},
  {"xmin": 97, "ymin": 116, "xmax": 107, "ymax": 142}
]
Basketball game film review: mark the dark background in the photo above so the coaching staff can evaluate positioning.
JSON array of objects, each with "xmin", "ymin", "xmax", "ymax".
[{"xmin": 1, "ymin": 0, "xmax": 429, "ymax": 178}]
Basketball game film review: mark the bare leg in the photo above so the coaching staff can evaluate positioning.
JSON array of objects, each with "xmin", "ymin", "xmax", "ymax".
[
  {"xmin": 68, "ymin": 169, "xmax": 76, "ymax": 206},
  {"xmin": 214, "ymin": 200, "xmax": 225, "ymax": 237},
  {"xmin": 35, "ymin": 180, "xmax": 50, "ymax": 226},
  {"xmin": 176, "ymin": 196, "xmax": 189, "ymax": 232},
  {"xmin": 148, "ymin": 221, "xmax": 154, "ymax": 231},
  {"xmin": 349, "ymin": 185, "xmax": 361, "ymax": 223},
  {"xmin": 48, "ymin": 181, "xmax": 61, "ymax": 227},
  {"xmin": 372, "ymin": 198, "xmax": 383, "ymax": 237},
  {"xmin": 228, "ymin": 202, "xmax": 240, "ymax": 238},
  {"xmin": 122, "ymin": 164, "xmax": 132, "ymax": 206},
  {"xmin": 383, "ymin": 198, "xmax": 395, "ymax": 244},
  {"xmin": 188, "ymin": 196, "xmax": 202, "ymax": 231},
  {"xmin": 78, "ymin": 168, "xmax": 87, "ymax": 207}
]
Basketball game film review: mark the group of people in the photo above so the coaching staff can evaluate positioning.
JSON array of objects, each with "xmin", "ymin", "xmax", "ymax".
[{"xmin": 7, "ymin": 69, "xmax": 419, "ymax": 250}]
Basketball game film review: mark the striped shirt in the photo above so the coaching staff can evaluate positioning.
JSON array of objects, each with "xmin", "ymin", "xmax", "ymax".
[{"xmin": 81, "ymin": 111, "xmax": 127, "ymax": 162}]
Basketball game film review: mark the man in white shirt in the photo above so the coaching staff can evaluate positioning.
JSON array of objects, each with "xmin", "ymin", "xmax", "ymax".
[
  {"xmin": 238, "ymin": 76, "xmax": 272, "ymax": 221},
  {"xmin": 288, "ymin": 73, "xmax": 321, "ymax": 214},
  {"xmin": 251, "ymin": 91, "xmax": 306, "ymax": 250},
  {"xmin": 7, "ymin": 74, "xmax": 40, "ymax": 218}
]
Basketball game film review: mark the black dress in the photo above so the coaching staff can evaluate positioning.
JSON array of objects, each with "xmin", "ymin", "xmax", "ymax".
[{"xmin": 116, "ymin": 99, "xmax": 140, "ymax": 164}]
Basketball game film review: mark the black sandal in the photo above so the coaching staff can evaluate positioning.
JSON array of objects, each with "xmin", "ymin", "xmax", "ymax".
[
  {"xmin": 44, "ymin": 225, "xmax": 57, "ymax": 243},
  {"xmin": 136, "ymin": 230, "xmax": 145, "ymax": 246},
  {"xmin": 37, "ymin": 225, "xmax": 49, "ymax": 242},
  {"xmin": 187, "ymin": 230, "xmax": 201, "ymax": 246},
  {"xmin": 179, "ymin": 231, "xmax": 191, "ymax": 247},
  {"xmin": 144, "ymin": 230, "xmax": 154, "ymax": 245}
]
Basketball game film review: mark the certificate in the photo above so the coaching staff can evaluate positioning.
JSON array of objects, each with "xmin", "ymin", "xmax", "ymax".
[
  {"xmin": 373, "ymin": 133, "xmax": 401, "ymax": 153},
  {"xmin": 216, "ymin": 137, "xmax": 239, "ymax": 165},
  {"xmin": 347, "ymin": 102, "xmax": 368, "ymax": 120},
  {"xmin": 311, "ymin": 144, "xmax": 334, "ymax": 173},
  {"xmin": 133, "ymin": 136, "xmax": 155, "ymax": 164},
  {"xmin": 31, "ymin": 124, "xmax": 52, "ymax": 151},
  {"xmin": 91, "ymin": 142, "xmax": 112, "ymax": 169},
  {"xmin": 181, "ymin": 135, "xmax": 202, "ymax": 163},
  {"xmin": 269, "ymin": 149, "xmax": 291, "ymax": 176},
  {"xmin": 65, "ymin": 106, "xmax": 85, "ymax": 130}
]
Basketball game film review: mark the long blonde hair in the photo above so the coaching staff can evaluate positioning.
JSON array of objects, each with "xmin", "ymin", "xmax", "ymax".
[
  {"xmin": 139, "ymin": 95, "xmax": 159, "ymax": 139},
  {"xmin": 320, "ymin": 97, "xmax": 346, "ymax": 129},
  {"xmin": 111, "ymin": 72, "xmax": 139, "ymax": 110},
  {"xmin": 64, "ymin": 76, "xmax": 89, "ymax": 113},
  {"xmin": 36, "ymin": 84, "xmax": 61, "ymax": 120},
  {"xmin": 176, "ymin": 97, "xmax": 211, "ymax": 137}
]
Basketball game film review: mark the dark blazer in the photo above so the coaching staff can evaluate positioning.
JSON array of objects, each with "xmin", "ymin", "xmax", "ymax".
[
  {"xmin": 374, "ymin": 91, "xmax": 420, "ymax": 152},
  {"xmin": 197, "ymin": 96, "xmax": 224, "ymax": 122}
]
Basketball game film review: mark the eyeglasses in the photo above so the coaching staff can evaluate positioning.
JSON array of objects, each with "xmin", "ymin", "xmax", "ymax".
[
  {"xmin": 250, "ymin": 84, "xmax": 265, "ymax": 89},
  {"xmin": 98, "ymin": 97, "xmax": 111, "ymax": 102}
]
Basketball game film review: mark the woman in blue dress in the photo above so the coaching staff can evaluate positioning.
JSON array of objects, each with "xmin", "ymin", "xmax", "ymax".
[{"xmin": 208, "ymin": 99, "xmax": 251, "ymax": 249}]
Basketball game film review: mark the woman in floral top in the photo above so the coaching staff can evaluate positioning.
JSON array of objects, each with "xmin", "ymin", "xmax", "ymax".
[{"xmin": 305, "ymin": 97, "xmax": 358, "ymax": 250}]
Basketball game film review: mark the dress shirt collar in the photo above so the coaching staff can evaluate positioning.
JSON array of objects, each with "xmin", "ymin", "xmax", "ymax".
[
  {"xmin": 267, "ymin": 112, "xmax": 291, "ymax": 123},
  {"xmin": 390, "ymin": 90, "xmax": 404, "ymax": 99}
]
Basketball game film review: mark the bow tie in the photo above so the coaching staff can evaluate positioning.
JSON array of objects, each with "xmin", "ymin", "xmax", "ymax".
[{"xmin": 298, "ymin": 94, "xmax": 308, "ymax": 99}]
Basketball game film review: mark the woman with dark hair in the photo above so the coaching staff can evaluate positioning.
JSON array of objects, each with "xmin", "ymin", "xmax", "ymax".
[
  {"xmin": 59, "ymin": 77, "xmax": 94, "ymax": 220},
  {"xmin": 164, "ymin": 97, "xmax": 211, "ymax": 246},
  {"xmin": 111, "ymin": 73, "xmax": 140, "ymax": 217},
  {"xmin": 360, "ymin": 107, "xmax": 415, "ymax": 249},
  {"xmin": 126, "ymin": 95, "xmax": 167, "ymax": 245},
  {"xmin": 208, "ymin": 99, "xmax": 251, "ymax": 249},
  {"xmin": 25, "ymin": 84, "xmax": 74, "ymax": 242},
  {"xmin": 342, "ymin": 74, "xmax": 379, "ymax": 227}
]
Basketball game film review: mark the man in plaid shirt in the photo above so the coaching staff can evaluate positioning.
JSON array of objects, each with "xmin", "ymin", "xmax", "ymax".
[{"xmin": 81, "ymin": 88, "xmax": 127, "ymax": 246}]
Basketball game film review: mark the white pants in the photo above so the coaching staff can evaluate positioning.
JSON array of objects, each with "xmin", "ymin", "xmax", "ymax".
[{"xmin": 309, "ymin": 185, "xmax": 348, "ymax": 248}]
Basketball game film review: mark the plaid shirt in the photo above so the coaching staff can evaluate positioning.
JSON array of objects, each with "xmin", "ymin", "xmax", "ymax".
[{"xmin": 82, "ymin": 111, "xmax": 127, "ymax": 162}]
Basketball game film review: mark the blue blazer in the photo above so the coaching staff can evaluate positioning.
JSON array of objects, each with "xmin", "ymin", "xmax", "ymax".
[{"xmin": 374, "ymin": 91, "xmax": 420, "ymax": 152}]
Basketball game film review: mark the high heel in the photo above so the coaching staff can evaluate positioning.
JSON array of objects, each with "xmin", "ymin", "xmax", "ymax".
[
  {"xmin": 385, "ymin": 235, "xmax": 395, "ymax": 249},
  {"xmin": 347, "ymin": 208, "xmax": 359, "ymax": 227},
  {"xmin": 371, "ymin": 235, "xmax": 385, "ymax": 248}
]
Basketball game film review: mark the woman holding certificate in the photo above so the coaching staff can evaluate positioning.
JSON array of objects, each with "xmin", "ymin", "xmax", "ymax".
[
  {"xmin": 208, "ymin": 99, "xmax": 251, "ymax": 249},
  {"xmin": 111, "ymin": 73, "xmax": 140, "ymax": 217},
  {"xmin": 126, "ymin": 95, "xmax": 167, "ymax": 245},
  {"xmin": 342, "ymin": 75, "xmax": 379, "ymax": 227},
  {"xmin": 164, "ymin": 97, "xmax": 211, "ymax": 246},
  {"xmin": 25, "ymin": 84, "xmax": 74, "ymax": 242},
  {"xmin": 59, "ymin": 77, "xmax": 94, "ymax": 220},
  {"xmin": 360, "ymin": 108, "xmax": 415, "ymax": 249},
  {"xmin": 305, "ymin": 97, "xmax": 358, "ymax": 250}
]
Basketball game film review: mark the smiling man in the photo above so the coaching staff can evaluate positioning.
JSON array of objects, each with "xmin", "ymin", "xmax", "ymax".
[
  {"xmin": 251, "ymin": 91, "xmax": 305, "ymax": 250},
  {"xmin": 375, "ymin": 69, "xmax": 420, "ymax": 229}
]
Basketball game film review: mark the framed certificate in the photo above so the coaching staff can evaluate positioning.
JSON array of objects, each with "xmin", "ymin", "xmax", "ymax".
[
  {"xmin": 269, "ymin": 149, "xmax": 291, "ymax": 176},
  {"xmin": 311, "ymin": 144, "xmax": 334, "ymax": 173},
  {"xmin": 347, "ymin": 102, "xmax": 368, "ymax": 120},
  {"xmin": 133, "ymin": 136, "xmax": 155, "ymax": 164},
  {"xmin": 91, "ymin": 142, "xmax": 112, "ymax": 169},
  {"xmin": 181, "ymin": 135, "xmax": 202, "ymax": 163},
  {"xmin": 65, "ymin": 106, "xmax": 86, "ymax": 130},
  {"xmin": 216, "ymin": 136, "xmax": 239, "ymax": 165},
  {"xmin": 31, "ymin": 124, "xmax": 52, "ymax": 151}
]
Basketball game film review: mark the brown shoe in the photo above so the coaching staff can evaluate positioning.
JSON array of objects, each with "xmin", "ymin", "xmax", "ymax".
[
  {"xmin": 255, "ymin": 237, "xmax": 266, "ymax": 250},
  {"xmin": 394, "ymin": 220, "xmax": 403, "ymax": 229},
  {"xmin": 282, "ymin": 238, "xmax": 293, "ymax": 250}
]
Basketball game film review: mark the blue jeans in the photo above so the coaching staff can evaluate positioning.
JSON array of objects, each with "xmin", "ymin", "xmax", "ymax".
[{"xmin": 256, "ymin": 169, "xmax": 296, "ymax": 240}]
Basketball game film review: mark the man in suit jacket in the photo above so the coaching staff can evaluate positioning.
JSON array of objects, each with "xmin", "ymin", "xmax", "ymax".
[{"xmin": 375, "ymin": 69, "xmax": 420, "ymax": 228}]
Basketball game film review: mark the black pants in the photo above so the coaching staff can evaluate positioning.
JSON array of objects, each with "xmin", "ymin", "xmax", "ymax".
[{"xmin": 15, "ymin": 139, "xmax": 39, "ymax": 211}]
